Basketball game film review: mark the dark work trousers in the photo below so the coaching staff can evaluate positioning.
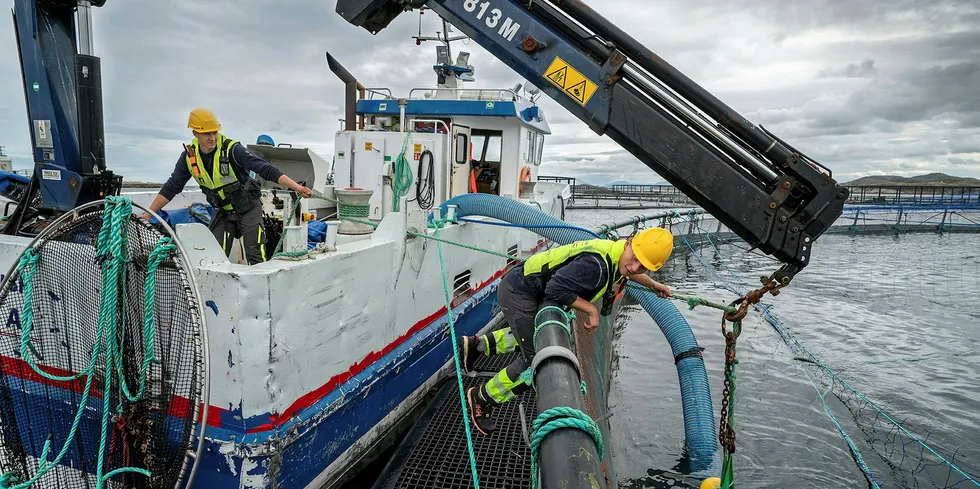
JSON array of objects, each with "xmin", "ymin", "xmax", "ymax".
[
  {"xmin": 476, "ymin": 270, "xmax": 541, "ymax": 404},
  {"xmin": 209, "ymin": 204, "xmax": 268, "ymax": 265}
]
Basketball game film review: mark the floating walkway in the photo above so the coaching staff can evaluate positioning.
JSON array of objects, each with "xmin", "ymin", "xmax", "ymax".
[{"xmin": 372, "ymin": 349, "xmax": 535, "ymax": 489}]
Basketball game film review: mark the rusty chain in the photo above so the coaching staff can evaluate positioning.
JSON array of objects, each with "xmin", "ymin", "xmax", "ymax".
[{"xmin": 718, "ymin": 277, "xmax": 787, "ymax": 454}]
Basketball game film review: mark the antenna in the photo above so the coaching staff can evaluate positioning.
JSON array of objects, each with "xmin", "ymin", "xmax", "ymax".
[{"xmin": 412, "ymin": 10, "xmax": 469, "ymax": 56}]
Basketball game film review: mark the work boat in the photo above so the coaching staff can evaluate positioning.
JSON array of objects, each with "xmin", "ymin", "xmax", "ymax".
[{"xmin": 0, "ymin": 32, "xmax": 568, "ymax": 489}]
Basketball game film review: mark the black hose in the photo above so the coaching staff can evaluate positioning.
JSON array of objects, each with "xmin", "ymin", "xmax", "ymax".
[{"xmin": 415, "ymin": 149, "xmax": 435, "ymax": 210}]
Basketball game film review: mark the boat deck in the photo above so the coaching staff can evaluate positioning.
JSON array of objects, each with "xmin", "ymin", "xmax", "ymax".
[{"xmin": 372, "ymin": 350, "xmax": 536, "ymax": 489}]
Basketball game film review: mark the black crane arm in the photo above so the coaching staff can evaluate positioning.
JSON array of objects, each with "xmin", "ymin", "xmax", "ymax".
[{"xmin": 338, "ymin": 0, "xmax": 849, "ymax": 285}]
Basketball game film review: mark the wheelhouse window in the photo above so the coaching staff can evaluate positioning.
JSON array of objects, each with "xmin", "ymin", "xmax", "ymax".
[
  {"xmin": 455, "ymin": 133, "xmax": 468, "ymax": 164},
  {"xmin": 469, "ymin": 129, "xmax": 504, "ymax": 195}
]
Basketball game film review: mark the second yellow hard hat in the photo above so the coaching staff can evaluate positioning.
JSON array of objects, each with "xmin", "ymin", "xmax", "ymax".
[{"xmin": 630, "ymin": 227, "xmax": 673, "ymax": 272}]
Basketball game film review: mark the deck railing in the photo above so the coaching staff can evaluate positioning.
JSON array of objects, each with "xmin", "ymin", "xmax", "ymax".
[
  {"xmin": 541, "ymin": 176, "xmax": 980, "ymax": 209},
  {"xmin": 843, "ymin": 186, "xmax": 980, "ymax": 205}
]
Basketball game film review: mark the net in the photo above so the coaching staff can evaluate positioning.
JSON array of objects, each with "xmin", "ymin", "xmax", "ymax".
[
  {"xmin": 671, "ymin": 207, "xmax": 980, "ymax": 488},
  {"xmin": 0, "ymin": 197, "xmax": 208, "ymax": 489}
]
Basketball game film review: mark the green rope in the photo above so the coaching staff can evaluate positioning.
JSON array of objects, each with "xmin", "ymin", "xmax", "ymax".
[
  {"xmin": 532, "ymin": 318, "xmax": 572, "ymax": 350},
  {"xmin": 431, "ymin": 219, "xmax": 481, "ymax": 488},
  {"xmin": 625, "ymin": 283, "xmax": 738, "ymax": 314},
  {"xmin": 0, "ymin": 473, "xmax": 16, "ymax": 486},
  {"xmin": 2, "ymin": 196, "xmax": 165, "ymax": 488},
  {"xmin": 268, "ymin": 191, "xmax": 374, "ymax": 259},
  {"xmin": 391, "ymin": 132, "xmax": 414, "ymax": 212},
  {"xmin": 529, "ymin": 407, "xmax": 603, "ymax": 489}
]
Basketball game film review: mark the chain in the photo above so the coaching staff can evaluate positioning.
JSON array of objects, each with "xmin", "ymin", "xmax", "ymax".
[
  {"xmin": 718, "ymin": 314, "xmax": 740, "ymax": 453},
  {"xmin": 717, "ymin": 277, "xmax": 787, "ymax": 455}
]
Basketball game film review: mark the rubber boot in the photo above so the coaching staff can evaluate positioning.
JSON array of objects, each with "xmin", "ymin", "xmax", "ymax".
[{"xmin": 466, "ymin": 386, "xmax": 497, "ymax": 435}]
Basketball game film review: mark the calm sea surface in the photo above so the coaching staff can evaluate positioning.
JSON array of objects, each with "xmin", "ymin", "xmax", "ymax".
[{"xmin": 564, "ymin": 208, "xmax": 980, "ymax": 489}]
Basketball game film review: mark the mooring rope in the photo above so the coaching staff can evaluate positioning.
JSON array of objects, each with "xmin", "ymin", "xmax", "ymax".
[{"xmin": 430, "ymin": 218, "xmax": 482, "ymax": 488}]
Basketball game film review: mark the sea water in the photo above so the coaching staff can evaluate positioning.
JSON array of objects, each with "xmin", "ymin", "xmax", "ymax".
[{"xmin": 565, "ymin": 208, "xmax": 980, "ymax": 489}]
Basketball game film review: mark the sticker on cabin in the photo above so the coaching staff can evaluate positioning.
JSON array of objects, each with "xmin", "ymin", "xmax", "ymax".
[
  {"xmin": 486, "ymin": 101, "xmax": 495, "ymax": 109},
  {"xmin": 41, "ymin": 169, "xmax": 61, "ymax": 180},
  {"xmin": 543, "ymin": 57, "xmax": 598, "ymax": 106},
  {"xmin": 379, "ymin": 103, "xmax": 388, "ymax": 111},
  {"xmin": 413, "ymin": 143, "xmax": 423, "ymax": 160},
  {"xmin": 414, "ymin": 144, "xmax": 422, "ymax": 153},
  {"xmin": 364, "ymin": 142, "xmax": 373, "ymax": 151}
]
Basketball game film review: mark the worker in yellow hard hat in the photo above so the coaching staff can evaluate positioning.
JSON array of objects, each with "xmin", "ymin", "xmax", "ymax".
[
  {"xmin": 457, "ymin": 227, "xmax": 674, "ymax": 435},
  {"xmin": 142, "ymin": 108, "xmax": 313, "ymax": 265}
]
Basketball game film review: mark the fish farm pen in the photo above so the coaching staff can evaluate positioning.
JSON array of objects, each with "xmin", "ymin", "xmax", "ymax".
[
  {"xmin": 353, "ymin": 196, "xmax": 980, "ymax": 489},
  {"xmin": 538, "ymin": 178, "xmax": 980, "ymax": 211}
]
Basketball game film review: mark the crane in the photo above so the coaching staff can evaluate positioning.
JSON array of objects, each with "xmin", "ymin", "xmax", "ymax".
[
  {"xmin": 4, "ymin": 0, "xmax": 121, "ymax": 235},
  {"xmin": 335, "ymin": 0, "xmax": 849, "ymax": 288}
]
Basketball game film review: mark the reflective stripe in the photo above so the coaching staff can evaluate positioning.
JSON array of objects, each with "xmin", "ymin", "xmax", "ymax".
[
  {"xmin": 491, "ymin": 328, "xmax": 517, "ymax": 355},
  {"xmin": 258, "ymin": 227, "xmax": 266, "ymax": 262},
  {"xmin": 485, "ymin": 368, "xmax": 525, "ymax": 403},
  {"xmin": 222, "ymin": 231, "xmax": 229, "ymax": 253}
]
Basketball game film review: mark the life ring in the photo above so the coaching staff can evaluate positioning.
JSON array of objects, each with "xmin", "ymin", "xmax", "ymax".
[{"xmin": 519, "ymin": 166, "xmax": 532, "ymax": 194}]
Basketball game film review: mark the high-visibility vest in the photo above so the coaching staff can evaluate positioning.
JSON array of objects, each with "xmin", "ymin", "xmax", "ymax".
[
  {"xmin": 184, "ymin": 134, "xmax": 253, "ymax": 212},
  {"xmin": 523, "ymin": 239, "xmax": 627, "ymax": 303}
]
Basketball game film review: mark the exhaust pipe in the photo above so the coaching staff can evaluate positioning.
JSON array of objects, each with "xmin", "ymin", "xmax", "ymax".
[{"xmin": 326, "ymin": 52, "xmax": 364, "ymax": 131}]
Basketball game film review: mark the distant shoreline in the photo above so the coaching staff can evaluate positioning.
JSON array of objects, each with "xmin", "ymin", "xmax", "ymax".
[{"xmin": 123, "ymin": 181, "xmax": 165, "ymax": 188}]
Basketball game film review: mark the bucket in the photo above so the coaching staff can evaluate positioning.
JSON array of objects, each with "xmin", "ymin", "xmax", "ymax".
[{"xmin": 334, "ymin": 188, "xmax": 375, "ymax": 235}]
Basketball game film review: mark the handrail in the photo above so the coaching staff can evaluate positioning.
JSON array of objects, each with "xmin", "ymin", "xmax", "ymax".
[
  {"xmin": 362, "ymin": 87, "xmax": 393, "ymax": 99},
  {"xmin": 408, "ymin": 87, "xmax": 521, "ymax": 101},
  {"xmin": 595, "ymin": 208, "xmax": 706, "ymax": 236}
]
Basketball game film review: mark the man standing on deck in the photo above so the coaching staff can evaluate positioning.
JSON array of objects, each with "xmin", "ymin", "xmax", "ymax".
[
  {"xmin": 458, "ymin": 227, "xmax": 675, "ymax": 435},
  {"xmin": 141, "ymin": 108, "xmax": 313, "ymax": 264}
]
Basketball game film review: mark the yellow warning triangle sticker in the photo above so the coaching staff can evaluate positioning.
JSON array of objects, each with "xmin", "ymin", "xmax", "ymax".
[
  {"xmin": 565, "ymin": 80, "xmax": 588, "ymax": 104},
  {"xmin": 545, "ymin": 66, "xmax": 568, "ymax": 88}
]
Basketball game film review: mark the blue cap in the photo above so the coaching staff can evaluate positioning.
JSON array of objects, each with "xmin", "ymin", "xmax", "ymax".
[{"xmin": 256, "ymin": 134, "xmax": 275, "ymax": 146}]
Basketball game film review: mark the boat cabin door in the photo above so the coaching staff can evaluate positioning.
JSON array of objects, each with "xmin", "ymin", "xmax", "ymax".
[{"xmin": 450, "ymin": 125, "xmax": 471, "ymax": 198}]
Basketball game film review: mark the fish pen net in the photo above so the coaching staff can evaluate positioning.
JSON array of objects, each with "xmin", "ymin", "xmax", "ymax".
[
  {"xmin": 671, "ymin": 206, "xmax": 980, "ymax": 488},
  {"xmin": 0, "ymin": 197, "xmax": 208, "ymax": 489}
]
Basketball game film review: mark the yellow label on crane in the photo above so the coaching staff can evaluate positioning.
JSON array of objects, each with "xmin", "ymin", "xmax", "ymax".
[{"xmin": 543, "ymin": 57, "xmax": 598, "ymax": 106}]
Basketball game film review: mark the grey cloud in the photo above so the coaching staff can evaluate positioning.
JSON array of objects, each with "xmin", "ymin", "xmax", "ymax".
[
  {"xmin": 1, "ymin": 0, "xmax": 979, "ymax": 185},
  {"xmin": 819, "ymin": 58, "xmax": 878, "ymax": 79},
  {"xmin": 948, "ymin": 157, "xmax": 980, "ymax": 166}
]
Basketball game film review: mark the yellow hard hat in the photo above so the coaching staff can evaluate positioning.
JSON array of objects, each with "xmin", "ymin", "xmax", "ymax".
[
  {"xmin": 187, "ymin": 107, "xmax": 221, "ymax": 133},
  {"xmin": 630, "ymin": 227, "xmax": 673, "ymax": 272},
  {"xmin": 700, "ymin": 477, "xmax": 721, "ymax": 489}
]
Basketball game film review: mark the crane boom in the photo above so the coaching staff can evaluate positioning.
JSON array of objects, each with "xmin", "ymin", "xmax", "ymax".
[
  {"xmin": 335, "ymin": 0, "xmax": 848, "ymax": 285},
  {"xmin": 5, "ymin": 0, "xmax": 121, "ymax": 235}
]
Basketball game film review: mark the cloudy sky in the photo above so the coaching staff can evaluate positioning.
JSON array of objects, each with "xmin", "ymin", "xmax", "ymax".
[{"xmin": 0, "ymin": 0, "xmax": 978, "ymax": 186}]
